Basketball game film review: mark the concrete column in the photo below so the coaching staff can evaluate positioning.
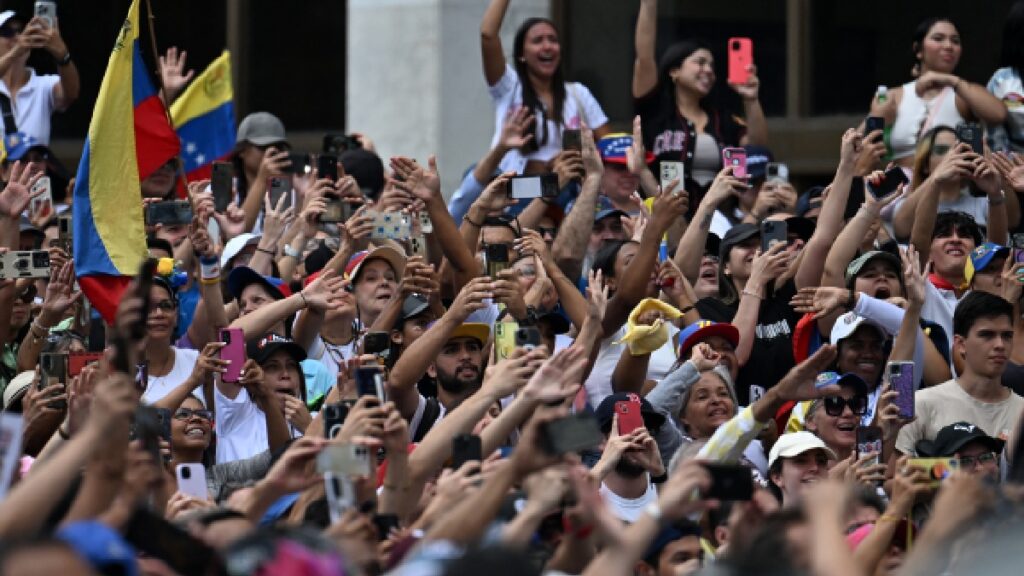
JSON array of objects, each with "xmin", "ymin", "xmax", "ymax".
[{"xmin": 347, "ymin": 0, "xmax": 550, "ymax": 197}]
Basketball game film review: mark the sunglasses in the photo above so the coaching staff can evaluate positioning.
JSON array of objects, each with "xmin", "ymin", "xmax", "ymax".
[
  {"xmin": 824, "ymin": 395, "xmax": 868, "ymax": 417},
  {"xmin": 149, "ymin": 300, "xmax": 177, "ymax": 313},
  {"xmin": 173, "ymin": 408, "xmax": 214, "ymax": 421}
]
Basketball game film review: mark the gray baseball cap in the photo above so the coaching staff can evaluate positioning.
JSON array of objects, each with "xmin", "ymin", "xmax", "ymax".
[{"xmin": 236, "ymin": 112, "xmax": 287, "ymax": 147}]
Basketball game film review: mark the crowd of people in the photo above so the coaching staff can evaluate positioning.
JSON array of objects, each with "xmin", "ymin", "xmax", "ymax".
[{"xmin": 4, "ymin": 0, "xmax": 1024, "ymax": 574}]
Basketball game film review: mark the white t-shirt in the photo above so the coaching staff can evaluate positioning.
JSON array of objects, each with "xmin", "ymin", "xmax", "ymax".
[
  {"xmin": 214, "ymin": 386, "xmax": 302, "ymax": 464},
  {"xmin": 584, "ymin": 324, "xmax": 680, "ymax": 410},
  {"xmin": 710, "ymin": 207, "xmax": 745, "ymax": 239},
  {"xmin": 489, "ymin": 64, "xmax": 608, "ymax": 174},
  {"xmin": 141, "ymin": 347, "xmax": 201, "ymax": 405},
  {"xmin": 599, "ymin": 478, "xmax": 657, "ymax": 523},
  {"xmin": 306, "ymin": 334, "xmax": 356, "ymax": 378},
  {"xmin": 0, "ymin": 68, "xmax": 61, "ymax": 146},
  {"xmin": 892, "ymin": 192, "xmax": 990, "ymax": 231}
]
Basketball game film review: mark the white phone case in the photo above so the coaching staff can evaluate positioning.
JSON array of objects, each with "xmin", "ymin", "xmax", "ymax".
[{"xmin": 175, "ymin": 463, "xmax": 208, "ymax": 500}]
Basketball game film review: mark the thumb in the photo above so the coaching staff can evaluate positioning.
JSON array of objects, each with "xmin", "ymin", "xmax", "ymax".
[{"xmin": 428, "ymin": 155, "xmax": 438, "ymax": 174}]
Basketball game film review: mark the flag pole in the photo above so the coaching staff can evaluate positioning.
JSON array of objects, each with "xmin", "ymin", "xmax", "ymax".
[{"xmin": 143, "ymin": 0, "xmax": 188, "ymax": 194}]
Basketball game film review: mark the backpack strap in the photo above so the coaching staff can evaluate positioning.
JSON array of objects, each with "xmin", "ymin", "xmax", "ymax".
[
  {"xmin": 0, "ymin": 92, "xmax": 17, "ymax": 136},
  {"xmin": 411, "ymin": 397, "xmax": 442, "ymax": 442}
]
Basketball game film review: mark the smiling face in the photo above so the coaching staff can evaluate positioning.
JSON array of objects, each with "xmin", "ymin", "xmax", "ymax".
[
  {"xmin": 806, "ymin": 390, "xmax": 863, "ymax": 454},
  {"xmin": 695, "ymin": 255, "xmax": 720, "ymax": 299},
  {"xmin": 671, "ymin": 48, "xmax": 716, "ymax": 97},
  {"xmin": 520, "ymin": 21, "xmax": 561, "ymax": 80},
  {"xmin": 171, "ymin": 397, "xmax": 212, "ymax": 453},
  {"xmin": 853, "ymin": 260, "xmax": 903, "ymax": 300},
  {"xmin": 771, "ymin": 449, "xmax": 830, "ymax": 502},
  {"xmin": 917, "ymin": 20, "xmax": 961, "ymax": 74},
  {"xmin": 354, "ymin": 259, "xmax": 398, "ymax": 319},
  {"xmin": 724, "ymin": 236, "xmax": 760, "ymax": 282},
  {"xmin": 836, "ymin": 325, "xmax": 885, "ymax": 387},
  {"xmin": 681, "ymin": 373, "xmax": 736, "ymax": 440}
]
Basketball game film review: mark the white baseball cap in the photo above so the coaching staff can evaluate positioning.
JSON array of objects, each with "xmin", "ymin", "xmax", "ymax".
[
  {"xmin": 0, "ymin": 11, "xmax": 15, "ymax": 29},
  {"xmin": 221, "ymin": 233, "xmax": 261, "ymax": 267},
  {"xmin": 830, "ymin": 311, "xmax": 886, "ymax": 344},
  {"xmin": 768, "ymin": 431, "xmax": 837, "ymax": 469}
]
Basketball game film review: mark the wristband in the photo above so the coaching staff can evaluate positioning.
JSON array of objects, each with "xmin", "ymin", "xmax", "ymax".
[
  {"xmin": 200, "ymin": 277, "xmax": 221, "ymax": 286},
  {"xmin": 650, "ymin": 471, "xmax": 669, "ymax": 484},
  {"xmin": 256, "ymin": 247, "xmax": 276, "ymax": 256},
  {"xmin": 741, "ymin": 289, "xmax": 763, "ymax": 300},
  {"xmin": 680, "ymin": 305, "xmax": 696, "ymax": 315},
  {"xmin": 199, "ymin": 258, "xmax": 221, "ymax": 280},
  {"xmin": 462, "ymin": 213, "xmax": 484, "ymax": 227},
  {"xmin": 58, "ymin": 51, "xmax": 71, "ymax": 66},
  {"xmin": 283, "ymin": 244, "xmax": 301, "ymax": 259},
  {"xmin": 299, "ymin": 291, "xmax": 310, "ymax": 308}
]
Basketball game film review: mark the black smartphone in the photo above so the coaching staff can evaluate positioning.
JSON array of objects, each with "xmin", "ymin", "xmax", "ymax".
[
  {"xmin": 267, "ymin": 176, "xmax": 292, "ymax": 210},
  {"xmin": 131, "ymin": 259, "xmax": 156, "ymax": 341},
  {"xmin": 211, "ymin": 162, "xmax": 233, "ymax": 212},
  {"xmin": 514, "ymin": 326, "xmax": 541, "ymax": 350},
  {"xmin": 702, "ymin": 463, "xmax": 754, "ymax": 501},
  {"xmin": 145, "ymin": 201, "xmax": 193, "ymax": 226},
  {"xmin": 955, "ymin": 122, "xmax": 983, "ymax": 154},
  {"xmin": 372, "ymin": 514, "xmax": 400, "ymax": 541},
  {"xmin": 363, "ymin": 331, "xmax": 390, "ymax": 356},
  {"xmin": 322, "ymin": 402, "xmax": 349, "ymax": 439},
  {"xmin": 844, "ymin": 176, "xmax": 867, "ymax": 220},
  {"xmin": 134, "ymin": 406, "xmax": 165, "ymax": 466},
  {"xmin": 451, "ymin": 433, "xmax": 483, "ymax": 470},
  {"xmin": 287, "ymin": 152, "xmax": 310, "ymax": 175},
  {"xmin": 38, "ymin": 352, "xmax": 68, "ymax": 410},
  {"xmin": 57, "ymin": 213, "xmax": 72, "ymax": 254},
  {"xmin": 322, "ymin": 133, "xmax": 361, "ymax": 155},
  {"xmin": 760, "ymin": 220, "xmax": 787, "ymax": 252},
  {"xmin": 124, "ymin": 506, "xmax": 220, "ymax": 575},
  {"xmin": 865, "ymin": 116, "xmax": 885, "ymax": 141},
  {"xmin": 355, "ymin": 366, "xmax": 386, "ymax": 401},
  {"xmin": 484, "ymin": 243, "xmax": 510, "ymax": 278},
  {"xmin": 317, "ymin": 154, "xmax": 339, "ymax": 181},
  {"xmin": 562, "ymin": 129, "xmax": 582, "ymax": 152},
  {"xmin": 868, "ymin": 166, "xmax": 909, "ymax": 198},
  {"xmin": 540, "ymin": 414, "xmax": 603, "ymax": 455}
]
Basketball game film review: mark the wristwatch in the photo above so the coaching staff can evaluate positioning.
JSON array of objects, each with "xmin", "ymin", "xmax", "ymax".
[
  {"xmin": 283, "ymin": 244, "xmax": 301, "ymax": 259},
  {"xmin": 57, "ymin": 51, "xmax": 71, "ymax": 66}
]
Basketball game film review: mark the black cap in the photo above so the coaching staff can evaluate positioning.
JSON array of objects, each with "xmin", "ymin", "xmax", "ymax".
[
  {"xmin": 395, "ymin": 293, "xmax": 431, "ymax": 327},
  {"xmin": 719, "ymin": 223, "xmax": 759, "ymax": 262},
  {"xmin": 537, "ymin": 310, "xmax": 571, "ymax": 335},
  {"xmin": 247, "ymin": 333, "xmax": 307, "ymax": 365},
  {"xmin": 705, "ymin": 233, "xmax": 721, "ymax": 257},
  {"xmin": 339, "ymin": 148, "xmax": 385, "ymax": 199},
  {"xmin": 594, "ymin": 392, "xmax": 666, "ymax": 434},
  {"xmin": 785, "ymin": 216, "xmax": 815, "ymax": 243},
  {"xmin": 303, "ymin": 243, "xmax": 336, "ymax": 276},
  {"xmin": 915, "ymin": 421, "xmax": 1005, "ymax": 457}
]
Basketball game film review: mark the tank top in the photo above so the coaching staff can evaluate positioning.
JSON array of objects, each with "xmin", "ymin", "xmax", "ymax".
[{"xmin": 889, "ymin": 81, "xmax": 964, "ymax": 160}]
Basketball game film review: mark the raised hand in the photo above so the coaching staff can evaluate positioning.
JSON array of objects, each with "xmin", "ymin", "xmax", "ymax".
[
  {"xmin": 989, "ymin": 151, "xmax": 1024, "ymax": 192},
  {"xmin": 499, "ymin": 107, "xmax": 535, "ymax": 151},
  {"xmin": 625, "ymin": 115, "xmax": 648, "ymax": 177},
  {"xmin": 772, "ymin": 345, "xmax": 841, "ymax": 402},
  {"xmin": 729, "ymin": 64, "xmax": 760, "ymax": 101},
  {"xmin": 390, "ymin": 156, "xmax": 441, "ymax": 202},
  {"xmin": 930, "ymin": 143, "xmax": 975, "ymax": 185},
  {"xmin": 899, "ymin": 245, "xmax": 926, "ymax": 306},
  {"xmin": 484, "ymin": 348, "xmax": 548, "ymax": 399},
  {"xmin": 261, "ymin": 191, "xmax": 296, "ymax": 246},
  {"xmin": 399, "ymin": 256, "xmax": 439, "ymax": 298},
  {"xmin": 158, "ymin": 47, "xmax": 195, "ymax": 102},
  {"xmin": 186, "ymin": 342, "xmax": 228, "ymax": 388},
  {"xmin": 447, "ymin": 276, "xmax": 494, "ymax": 321},
  {"xmin": 704, "ymin": 165, "xmax": 749, "ymax": 207},
  {"xmin": 493, "ymin": 268, "xmax": 528, "ymax": 320},
  {"xmin": 283, "ymin": 395, "xmax": 313, "ymax": 432},
  {"xmin": 586, "ymin": 268, "xmax": 609, "ymax": 324},
  {"xmin": 690, "ymin": 342, "xmax": 722, "ymax": 372},
  {"xmin": 522, "ymin": 346, "xmax": 584, "ymax": 403},
  {"xmin": 748, "ymin": 241, "xmax": 790, "ymax": 287},
  {"xmin": 790, "ymin": 285, "xmax": 852, "ymax": 319},
  {"xmin": 300, "ymin": 269, "xmax": 348, "ymax": 312},
  {"xmin": 263, "ymin": 436, "xmax": 329, "ymax": 495},
  {"xmin": 39, "ymin": 259, "xmax": 81, "ymax": 324},
  {"xmin": 213, "ymin": 203, "xmax": 247, "ymax": 240},
  {"xmin": 475, "ymin": 172, "xmax": 516, "ymax": 214},
  {"xmin": 0, "ymin": 161, "xmax": 44, "ymax": 219},
  {"xmin": 580, "ymin": 125, "xmax": 603, "ymax": 178}
]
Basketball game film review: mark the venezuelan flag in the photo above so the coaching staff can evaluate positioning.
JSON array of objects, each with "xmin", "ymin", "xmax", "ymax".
[
  {"xmin": 73, "ymin": 0, "xmax": 181, "ymax": 322},
  {"xmin": 171, "ymin": 50, "xmax": 235, "ymax": 182}
]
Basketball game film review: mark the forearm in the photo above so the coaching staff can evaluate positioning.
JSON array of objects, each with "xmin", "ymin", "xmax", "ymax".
[
  {"xmin": 987, "ymin": 194, "xmax": 1009, "ymax": 244},
  {"xmin": 276, "ymin": 231, "xmax": 306, "ymax": 281},
  {"xmin": 427, "ymin": 463, "xmax": 517, "ymax": 545},
  {"xmin": 854, "ymin": 499, "xmax": 912, "ymax": 575},
  {"xmin": 517, "ymin": 198, "xmax": 549, "ymax": 231},
  {"xmin": 186, "ymin": 277, "xmax": 228, "ymax": 351},
  {"xmin": 481, "ymin": 395, "xmax": 536, "ymax": 455},
  {"xmin": 259, "ymin": 396, "xmax": 292, "ymax": 453},
  {"xmin": 408, "ymin": 388, "xmax": 498, "ymax": 483},
  {"xmin": 583, "ymin": 513, "xmax": 660, "ymax": 576},
  {"xmin": 546, "ymin": 261, "xmax": 588, "ymax": 329},
  {"xmin": 16, "ymin": 320, "xmax": 48, "ymax": 372},
  {"xmin": 427, "ymin": 195, "xmax": 477, "ymax": 274},
  {"xmin": 909, "ymin": 181, "xmax": 940, "ymax": 265},
  {"xmin": 638, "ymin": 168, "xmax": 660, "ymax": 198},
  {"xmin": 60, "ymin": 450, "xmax": 126, "ymax": 526},
  {"xmin": 957, "ymin": 81, "xmax": 1008, "ymax": 124},
  {"xmin": 552, "ymin": 174, "xmax": 601, "ymax": 275},
  {"xmin": 888, "ymin": 301, "xmax": 921, "ymax": 363},
  {"xmin": 823, "ymin": 208, "xmax": 878, "ymax": 287},
  {"xmin": 809, "ymin": 509, "xmax": 862, "ymax": 576},
  {"xmin": 248, "ymin": 245, "xmax": 277, "ymax": 276},
  {"xmin": 389, "ymin": 314, "xmax": 460, "ymax": 394},
  {"xmin": 291, "ymin": 309, "xmax": 324, "ymax": 351},
  {"xmin": 892, "ymin": 191, "xmax": 924, "ymax": 241},
  {"xmin": 152, "ymin": 377, "xmax": 202, "ymax": 412},
  {"xmin": 731, "ymin": 290, "xmax": 762, "ymax": 366},
  {"xmin": 741, "ymin": 99, "xmax": 768, "ymax": 147},
  {"xmin": 242, "ymin": 181, "xmax": 267, "ymax": 233},
  {"xmin": 611, "ymin": 349, "xmax": 651, "ymax": 395},
  {"xmin": 602, "ymin": 223, "xmax": 663, "ymax": 333},
  {"xmin": 545, "ymin": 529, "xmax": 596, "ymax": 574},
  {"xmin": 631, "ymin": 0, "xmax": 659, "ymax": 97},
  {"xmin": 240, "ymin": 479, "xmax": 285, "ymax": 523},
  {"xmin": 228, "ymin": 294, "xmax": 304, "ymax": 340},
  {"xmin": 55, "ymin": 61, "xmax": 80, "ymax": 107},
  {"xmin": 675, "ymin": 204, "xmax": 715, "ymax": 282},
  {"xmin": 645, "ymin": 360, "xmax": 700, "ymax": 417},
  {"xmin": 501, "ymin": 504, "xmax": 550, "ymax": 548},
  {"xmin": 379, "ymin": 452, "xmax": 418, "ymax": 521}
]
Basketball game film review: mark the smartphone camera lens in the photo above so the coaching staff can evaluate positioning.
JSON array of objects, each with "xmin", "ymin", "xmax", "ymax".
[
  {"xmin": 181, "ymin": 467, "xmax": 191, "ymax": 479},
  {"xmin": 732, "ymin": 41, "xmax": 741, "ymax": 50}
]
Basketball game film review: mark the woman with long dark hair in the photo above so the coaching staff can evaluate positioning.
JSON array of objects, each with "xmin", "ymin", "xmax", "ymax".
[
  {"xmin": 632, "ymin": 0, "xmax": 768, "ymax": 195},
  {"xmin": 867, "ymin": 17, "xmax": 1006, "ymax": 169},
  {"xmin": 480, "ymin": 0, "xmax": 610, "ymax": 175},
  {"xmin": 987, "ymin": 1, "xmax": 1024, "ymax": 153}
]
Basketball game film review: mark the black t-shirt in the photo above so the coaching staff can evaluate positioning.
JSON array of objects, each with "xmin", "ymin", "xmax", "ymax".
[
  {"xmin": 695, "ymin": 280, "xmax": 800, "ymax": 405},
  {"xmin": 1001, "ymin": 361, "xmax": 1024, "ymax": 397}
]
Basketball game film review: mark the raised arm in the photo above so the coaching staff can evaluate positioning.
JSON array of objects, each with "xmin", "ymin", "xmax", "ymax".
[
  {"xmin": 972, "ymin": 154, "xmax": 1010, "ymax": 243},
  {"xmin": 240, "ymin": 147, "xmax": 290, "ymax": 233},
  {"xmin": 632, "ymin": 0, "xmax": 659, "ymax": 99},
  {"xmin": 732, "ymin": 242, "xmax": 789, "ymax": 366},
  {"xmin": 821, "ymin": 183, "xmax": 901, "ymax": 288},
  {"xmin": 551, "ymin": 127, "xmax": 603, "ymax": 281},
  {"xmin": 185, "ymin": 218, "xmax": 230, "ymax": 350},
  {"xmin": 915, "ymin": 72, "xmax": 1010, "ymax": 125},
  {"xmin": 674, "ymin": 167, "xmax": 746, "ymax": 282},
  {"xmin": 481, "ymin": 0, "xmax": 511, "ymax": 86},
  {"xmin": 908, "ymin": 144, "xmax": 976, "ymax": 265},
  {"xmin": 25, "ymin": 18, "xmax": 79, "ymax": 110}
]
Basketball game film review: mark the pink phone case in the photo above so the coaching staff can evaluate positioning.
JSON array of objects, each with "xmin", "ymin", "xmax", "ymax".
[
  {"xmin": 727, "ymin": 37, "xmax": 753, "ymax": 85},
  {"xmin": 722, "ymin": 148, "xmax": 748, "ymax": 178},
  {"xmin": 219, "ymin": 328, "xmax": 246, "ymax": 383}
]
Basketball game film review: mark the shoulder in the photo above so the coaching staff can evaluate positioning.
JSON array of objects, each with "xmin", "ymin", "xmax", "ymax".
[
  {"xmin": 489, "ymin": 63, "xmax": 519, "ymax": 98},
  {"xmin": 174, "ymin": 346, "xmax": 200, "ymax": 364}
]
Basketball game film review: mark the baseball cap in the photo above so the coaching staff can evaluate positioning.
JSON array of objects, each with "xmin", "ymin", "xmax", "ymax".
[
  {"xmin": 227, "ymin": 266, "xmax": 292, "ymax": 301},
  {"xmin": 395, "ymin": 293, "xmax": 431, "ymax": 327},
  {"xmin": 968, "ymin": 242, "xmax": 1010, "ymax": 275},
  {"xmin": 303, "ymin": 242, "xmax": 336, "ymax": 276},
  {"xmin": 785, "ymin": 216, "xmax": 815, "ymax": 243},
  {"xmin": 594, "ymin": 392, "xmax": 666, "ymax": 434},
  {"xmin": 339, "ymin": 148, "xmax": 386, "ymax": 199},
  {"xmin": 594, "ymin": 208, "xmax": 628, "ymax": 224},
  {"xmin": 830, "ymin": 311, "xmax": 886, "ymax": 344},
  {"xmin": 743, "ymin": 145, "xmax": 773, "ymax": 181},
  {"xmin": 247, "ymin": 333, "xmax": 307, "ymax": 365},
  {"xmin": 676, "ymin": 320, "xmax": 740, "ymax": 357},
  {"xmin": 597, "ymin": 133, "xmax": 654, "ymax": 166},
  {"xmin": 644, "ymin": 520, "xmax": 702, "ymax": 566},
  {"xmin": 705, "ymin": 233, "xmax": 721, "ymax": 257},
  {"xmin": 221, "ymin": 233, "xmax": 261, "ymax": 267},
  {"xmin": 448, "ymin": 323, "xmax": 490, "ymax": 346},
  {"xmin": 719, "ymin": 223, "xmax": 759, "ymax": 261},
  {"xmin": 768, "ymin": 431, "xmax": 837, "ymax": 469},
  {"xmin": 815, "ymin": 371, "xmax": 869, "ymax": 397},
  {"xmin": 845, "ymin": 250, "xmax": 902, "ymax": 283},
  {"xmin": 344, "ymin": 246, "xmax": 407, "ymax": 283},
  {"xmin": 915, "ymin": 421, "xmax": 1005, "ymax": 457},
  {"xmin": 0, "ymin": 11, "xmax": 15, "ymax": 29},
  {"xmin": 795, "ymin": 186, "xmax": 826, "ymax": 217},
  {"xmin": 237, "ymin": 112, "xmax": 287, "ymax": 147},
  {"xmin": 3, "ymin": 370, "xmax": 35, "ymax": 411},
  {"xmin": 57, "ymin": 521, "xmax": 139, "ymax": 576}
]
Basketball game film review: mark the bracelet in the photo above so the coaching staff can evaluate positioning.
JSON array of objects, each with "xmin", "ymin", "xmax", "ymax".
[
  {"xmin": 989, "ymin": 191, "xmax": 1007, "ymax": 206},
  {"xmin": 680, "ymin": 305, "xmax": 695, "ymax": 315},
  {"xmin": 256, "ymin": 247, "xmax": 276, "ymax": 256},
  {"xmin": 30, "ymin": 320, "xmax": 49, "ymax": 341},
  {"xmin": 298, "ymin": 291, "xmax": 309, "ymax": 308},
  {"xmin": 462, "ymin": 213, "xmax": 484, "ymax": 227},
  {"xmin": 741, "ymin": 289, "xmax": 763, "ymax": 300},
  {"xmin": 199, "ymin": 258, "xmax": 221, "ymax": 280},
  {"xmin": 283, "ymin": 244, "xmax": 301, "ymax": 259},
  {"xmin": 878, "ymin": 514, "xmax": 902, "ymax": 523},
  {"xmin": 650, "ymin": 471, "xmax": 669, "ymax": 484},
  {"xmin": 199, "ymin": 276, "xmax": 221, "ymax": 286}
]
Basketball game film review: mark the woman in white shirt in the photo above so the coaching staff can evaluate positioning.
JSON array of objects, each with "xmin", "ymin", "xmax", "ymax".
[
  {"xmin": 140, "ymin": 277, "xmax": 199, "ymax": 405},
  {"xmin": 480, "ymin": 0, "xmax": 610, "ymax": 175}
]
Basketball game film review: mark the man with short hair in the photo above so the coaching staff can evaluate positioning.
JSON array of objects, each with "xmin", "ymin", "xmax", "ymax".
[
  {"xmin": 897, "ymin": 291, "xmax": 1024, "ymax": 454},
  {"xmin": 636, "ymin": 519, "xmax": 703, "ymax": 576},
  {"xmin": 915, "ymin": 421, "xmax": 1005, "ymax": 482}
]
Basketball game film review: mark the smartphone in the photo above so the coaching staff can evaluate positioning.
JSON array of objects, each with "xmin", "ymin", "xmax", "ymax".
[
  {"xmin": 660, "ymin": 161, "xmax": 685, "ymax": 194},
  {"xmin": 38, "ymin": 352, "xmax": 67, "ymax": 410},
  {"xmin": 28, "ymin": 176, "xmax": 53, "ymax": 222},
  {"xmin": 865, "ymin": 116, "xmax": 885, "ymax": 141},
  {"xmin": 34, "ymin": 1, "xmax": 57, "ymax": 28},
  {"xmin": 322, "ymin": 403, "xmax": 349, "ymax": 439},
  {"xmin": 1013, "ymin": 234, "xmax": 1024, "ymax": 264},
  {"xmin": 324, "ymin": 474, "xmax": 355, "ymax": 524},
  {"xmin": 355, "ymin": 366, "xmax": 386, "ymax": 401},
  {"xmin": 68, "ymin": 352, "xmax": 103, "ymax": 377},
  {"xmin": 888, "ymin": 361, "xmax": 915, "ymax": 420},
  {"xmin": 317, "ymin": 443, "xmax": 373, "ymax": 477},
  {"xmin": 129, "ymin": 259, "xmax": 156, "ymax": 342},
  {"xmin": 363, "ymin": 331, "xmax": 390, "ymax": 356},
  {"xmin": 514, "ymin": 326, "xmax": 541, "ymax": 351},
  {"xmin": 175, "ymin": 463, "xmax": 208, "ymax": 500},
  {"xmin": 703, "ymin": 463, "xmax": 754, "ymax": 501},
  {"xmin": 509, "ymin": 173, "xmax": 559, "ymax": 200},
  {"xmin": 218, "ymin": 328, "xmax": 246, "ymax": 383},
  {"xmin": 484, "ymin": 243, "xmax": 510, "ymax": 278},
  {"xmin": 541, "ymin": 414, "xmax": 603, "ymax": 455},
  {"xmin": 727, "ymin": 37, "xmax": 753, "ymax": 86},
  {"xmin": 722, "ymin": 147, "xmax": 747, "ymax": 179},
  {"xmin": 135, "ymin": 361, "xmax": 149, "ymax": 393},
  {"xmin": 614, "ymin": 400, "xmax": 645, "ymax": 435},
  {"xmin": 765, "ymin": 162, "xmax": 789, "ymax": 183},
  {"xmin": 493, "ymin": 321, "xmax": 517, "ymax": 362},
  {"xmin": 154, "ymin": 407, "xmax": 172, "ymax": 445},
  {"xmin": 868, "ymin": 166, "xmax": 909, "ymax": 198},
  {"xmin": 369, "ymin": 211, "xmax": 412, "ymax": 240},
  {"xmin": 760, "ymin": 219, "xmax": 787, "ymax": 252},
  {"xmin": 320, "ymin": 196, "xmax": 352, "ymax": 224},
  {"xmin": 562, "ymin": 129, "xmax": 581, "ymax": 152},
  {"xmin": 322, "ymin": 133, "xmax": 361, "ymax": 155},
  {"xmin": 267, "ymin": 176, "xmax": 292, "ymax": 211},
  {"xmin": 287, "ymin": 152, "xmax": 310, "ymax": 175},
  {"xmin": 317, "ymin": 153, "xmax": 339, "ymax": 181},
  {"xmin": 955, "ymin": 122, "xmax": 983, "ymax": 154},
  {"xmin": 134, "ymin": 406, "xmax": 165, "ymax": 466},
  {"xmin": 57, "ymin": 213, "xmax": 72, "ymax": 254},
  {"xmin": 211, "ymin": 162, "xmax": 233, "ymax": 212},
  {"xmin": 0, "ymin": 250, "xmax": 50, "ymax": 279},
  {"xmin": 451, "ymin": 433, "xmax": 483, "ymax": 470},
  {"xmin": 908, "ymin": 457, "xmax": 959, "ymax": 487},
  {"xmin": 856, "ymin": 426, "xmax": 883, "ymax": 467},
  {"xmin": 146, "ymin": 200, "xmax": 193, "ymax": 226},
  {"xmin": 372, "ymin": 514, "xmax": 400, "ymax": 541},
  {"xmin": 124, "ymin": 507, "xmax": 220, "ymax": 576}
]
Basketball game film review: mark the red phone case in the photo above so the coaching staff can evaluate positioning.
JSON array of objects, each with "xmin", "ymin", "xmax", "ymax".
[
  {"xmin": 615, "ymin": 401, "xmax": 645, "ymax": 435},
  {"xmin": 219, "ymin": 328, "xmax": 246, "ymax": 383},
  {"xmin": 68, "ymin": 352, "xmax": 103, "ymax": 377},
  {"xmin": 727, "ymin": 37, "xmax": 753, "ymax": 86}
]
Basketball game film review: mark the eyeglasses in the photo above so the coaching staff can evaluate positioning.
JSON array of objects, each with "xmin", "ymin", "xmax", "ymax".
[
  {"xmin": 149, "ymin": 300, "xmax": 177, "ymax": 313},
  {"xmin": 824, "ymin": 395, "xmax": 868, "ymax": 417},
  {"xmin": 931, "ymin": 143, "xmax": 953, "ymax": 156},
  {"xmin": 958, "ymin": 452, "xmax": 998, "ymax": 468},
  {"xmin": 174, "ymin": 408, "xmax": 214, "ymax": 421}
]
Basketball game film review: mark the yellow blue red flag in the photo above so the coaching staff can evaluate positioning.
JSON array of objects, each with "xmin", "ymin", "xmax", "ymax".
[{"xmin": 171, "ymin": 50, "xmax": 235, "ymax": 181}]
